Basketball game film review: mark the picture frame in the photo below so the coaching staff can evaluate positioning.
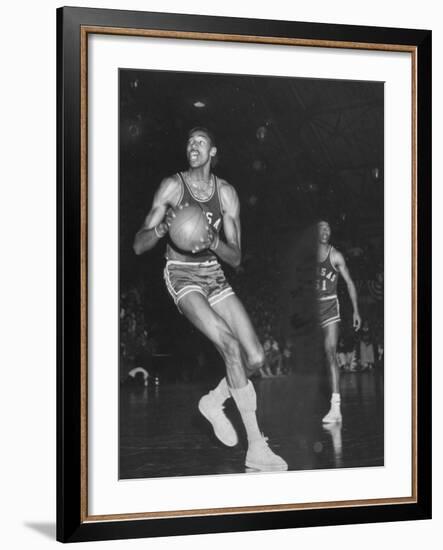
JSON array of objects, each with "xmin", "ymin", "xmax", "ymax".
[{"xmin": 56, "ymin": 6, "xmax": 432, "ymax": 543}]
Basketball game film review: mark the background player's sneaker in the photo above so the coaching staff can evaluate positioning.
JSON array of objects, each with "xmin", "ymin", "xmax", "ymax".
[
  {"xmin": 198, "ymin": 394, "xmax": 238, "ymax": 447},
  {"xmin": 245, "ymin": 436, "xmax": 288, "ymax": 471},
  {"xmin": 322, "ymin": 406, "xmax": 342, "ymax": 423}
]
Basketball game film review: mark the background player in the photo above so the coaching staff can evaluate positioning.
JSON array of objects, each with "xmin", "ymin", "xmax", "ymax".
[
  {"xmin": 133, "ymin": 127, "xmax": 287, "ymax": 471},
  {"xmin": 317, "ymin": 220, "xmax": 361, "ymax": 423}
]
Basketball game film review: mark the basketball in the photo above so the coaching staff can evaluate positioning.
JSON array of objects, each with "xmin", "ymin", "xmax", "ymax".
[{"xmin": 169, "ymin": 205, "xmax": 208, "ymax": 252}]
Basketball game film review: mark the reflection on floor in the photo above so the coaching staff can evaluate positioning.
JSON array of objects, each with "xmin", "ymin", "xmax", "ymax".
[{"xmin": 119, "ymin": 369, "xmax": 384, "ymax": 479}]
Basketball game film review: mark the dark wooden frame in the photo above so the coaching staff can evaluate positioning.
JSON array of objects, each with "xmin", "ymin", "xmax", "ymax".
[{"xmin": 57, "ymin": 6, "xmax": 432, "ymax": 543}]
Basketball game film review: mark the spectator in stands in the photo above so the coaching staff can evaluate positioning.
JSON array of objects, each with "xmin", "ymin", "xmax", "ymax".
[{"xmin": 359, "ymin": 320, "xmax": 375, "ymax": 370}]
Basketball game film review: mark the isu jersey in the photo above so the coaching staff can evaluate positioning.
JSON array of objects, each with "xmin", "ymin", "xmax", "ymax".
[
  {"xmin": 166, "ymin": 172, "xmax": 223, "ymax": 262},
  {"xmin": 317, "ymin": 246, "xmax": 338, "ymax": 299}
]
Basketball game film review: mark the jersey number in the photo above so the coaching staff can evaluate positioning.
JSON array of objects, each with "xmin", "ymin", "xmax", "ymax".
[
  {"xmin": 205, "ymin": 212, "xmax": 222, "ymax": 231},
  {"xmin": 317, "ymin": 279, "xmax": 327, "ymax": 291}
]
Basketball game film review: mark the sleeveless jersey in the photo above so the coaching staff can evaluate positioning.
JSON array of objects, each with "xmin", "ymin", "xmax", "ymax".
[
  {"xmin": 165, "ymin": 172, "xmax": 223, "ymax": 262},
  {"xmin": 317, "ymin": 246, "xmax": 338, "ymax": 299}
]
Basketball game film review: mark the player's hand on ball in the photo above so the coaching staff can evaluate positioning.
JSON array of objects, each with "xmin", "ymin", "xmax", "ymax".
[
  {"xmin": 164, "ymin": 202, "xmax": 190, "ymax": 238},
  {"xmin": 154, "ymin": 221, "xmax": 169, "ymax": 238},
  {"xmin": 191, "ymin": 225, "xmax": 214, "ymax": 254},
  {"xmin": 155, "ymin": 207, "xmax": 177, "ymax": 238},
  {"xmin": 353, "ymin": 311, "xmax": 362, "ymax": 331},
  {"xmin": 207, "ymin": 227, "xmax": 220, "ymax": 250},
  {"xmin": 164, "ymin": 207, "xmax": 177, "ymax": 228}
]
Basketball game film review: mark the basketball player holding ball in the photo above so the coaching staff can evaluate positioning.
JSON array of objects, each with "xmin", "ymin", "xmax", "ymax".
[
  {"xmin": 317, "ymin": 220, "xmax": 361, "ymax": 423},
  {"xmin": 133, "ymin": 127, "xmax": 287, "ymax": 471}
]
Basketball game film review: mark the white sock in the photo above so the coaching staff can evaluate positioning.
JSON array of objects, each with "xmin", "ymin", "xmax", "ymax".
[
  {"xmin": 330, "ymin": 393, "xmax": 341, "ymax": 411},
  {"xmin": 209, "ymin": 377, "xmax": 231, "ymax": 404},
  {"xmin": 230, "ymin": 381, "xmax": 262, "ymax": 444},
  {"xmin": 331, "ymin": 392, "xmax": 341, "ymax": 404}
]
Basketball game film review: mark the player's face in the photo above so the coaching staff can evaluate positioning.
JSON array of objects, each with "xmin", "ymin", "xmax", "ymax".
[
  {"xmin": 318, "ymin": 222, "xmax": 331, "ymax": 244},
  {"xmin": 186, "ymin": 132, "xmax": 217, "ymax": 168}
]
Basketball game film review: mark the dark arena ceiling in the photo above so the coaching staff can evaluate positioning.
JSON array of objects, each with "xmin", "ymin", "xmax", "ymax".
[{"xmin": 119, "ymin": 68, "xmax": 384, "ymax": 272}]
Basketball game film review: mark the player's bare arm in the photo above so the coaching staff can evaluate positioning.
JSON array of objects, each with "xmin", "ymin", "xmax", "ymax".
[
  {"xmin": 332, "ymin": 248, "xmax": 362, "ymax": 331},
  {"xmin": 133, "ymin": 176, "xmax": 182, "ymax": 255},
  {"xmin": 192, "ymin": 180, "xmax": 241, "ymax": 268}
]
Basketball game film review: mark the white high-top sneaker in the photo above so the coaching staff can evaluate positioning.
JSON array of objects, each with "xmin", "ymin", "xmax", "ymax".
[
  {"xmin": 322, "ymin": 394, "xmax": 342, "ymax": 424},
  {"xmin": 198, "ymin": 392, "xmax": 238, "ymax": 447},
  {"xmin": 245, "ymin": 435, "xmax": 288, "ymax": 471}
]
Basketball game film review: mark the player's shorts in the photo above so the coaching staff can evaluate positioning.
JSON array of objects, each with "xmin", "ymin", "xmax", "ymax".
[
  {"xmin": 318, "ymin": 295, "xmax": 341, "ymax": 328},
  {"xmin": 163, "ymin": 259, "xmax": 235, "ymax": 311}
]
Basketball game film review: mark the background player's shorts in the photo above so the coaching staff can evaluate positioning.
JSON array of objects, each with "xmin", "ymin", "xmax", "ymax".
[
  {"xmin": 164, "ymin": 259, "xmax": 235, "ymax": 311},
  {"xmin": 318, "ymin": 295, "xmax": 341, "ymax": 328}
]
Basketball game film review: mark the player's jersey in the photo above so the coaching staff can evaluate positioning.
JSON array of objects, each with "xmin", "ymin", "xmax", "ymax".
[
  {"xmin": 165, "ymin": 172, "xmax": 223, "ymax": 262},
  {"xmin": 317, "ymin": 246, "xmax": 338, "ymax": 299}
]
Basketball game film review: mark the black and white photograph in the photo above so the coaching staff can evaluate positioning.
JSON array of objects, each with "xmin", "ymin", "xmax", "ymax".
[
  {"xmin": 118, "ymin": 69, "xmax": 384, "ymax": 480},
  {"xmin": 0, "ymin": 0, "xmax": 435, "ymax": 546}
]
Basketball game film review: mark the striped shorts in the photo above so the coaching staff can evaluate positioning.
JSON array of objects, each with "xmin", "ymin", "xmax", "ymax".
[
  {"xmin": 318, "ymin": 295, "xmax": 341, "ymax": 328},
  {"xmin": 163, "ymin": 260, "xmax": 235, "ymax": 311}
]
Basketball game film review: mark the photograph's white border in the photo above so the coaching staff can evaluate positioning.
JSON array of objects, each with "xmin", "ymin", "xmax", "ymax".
[{"xmin": 88, "ymin": 34, "xmax": 412, "ymax": 516}]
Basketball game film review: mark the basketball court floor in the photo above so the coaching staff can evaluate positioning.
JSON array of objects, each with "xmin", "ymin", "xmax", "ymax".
[{"xmin": 120, "ymin": 369, "xmax": 384, "ymax": 479}]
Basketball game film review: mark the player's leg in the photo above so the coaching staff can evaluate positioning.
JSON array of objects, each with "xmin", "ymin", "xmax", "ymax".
[
  {"xmin": 212, "ymin": 295, "xmax": 287, "ymax": 471},
  {"xmin": 324, "ymin": 321, "xmax": 340, "ymax": 392},
  {"xmin": 164, "ymin": 261, "xmax": 242, "ymax": 443},
  {"xmin": 212, "ymin": 294, "xmax": 265, "ymax": 375},
  {"xmin": 179, "ymin": 291, "xmax": 248, "ymax": 388},
  {"xmin": 322, "ymin": 321, "xmax": 342, "ymax": 423},
  {"xmin": 177, "ymin": 291, "xmax": 247, "ymax": 447}
]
